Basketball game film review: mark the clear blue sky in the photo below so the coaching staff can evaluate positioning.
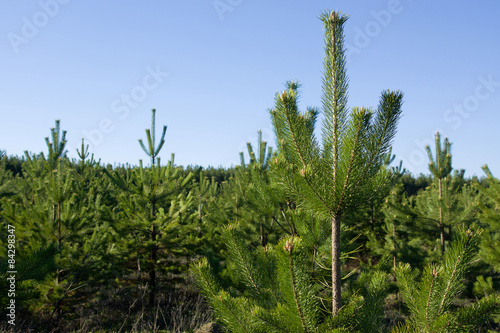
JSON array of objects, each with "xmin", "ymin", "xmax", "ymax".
[{"xmin": 1, "ymin": 1, "xmax": 499, "ymax": 177}]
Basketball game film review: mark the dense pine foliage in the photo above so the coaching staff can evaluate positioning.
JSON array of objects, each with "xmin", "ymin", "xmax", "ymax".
[{"xmin": 2, "ymin": 9, "xmax": 500, "ymax": 333}]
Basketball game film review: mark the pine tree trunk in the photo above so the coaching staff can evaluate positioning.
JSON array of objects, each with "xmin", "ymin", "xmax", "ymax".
[
  {"xmin": 439, "ymin": 224, "xmax": 445, "ymax": 256},
  {"xmin": 332, "ymin": 214, "xmax": 342, "ymax": 316}
]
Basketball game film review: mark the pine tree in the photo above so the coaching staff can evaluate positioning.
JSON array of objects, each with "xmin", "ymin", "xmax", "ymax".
[
  {"xmin": 20, "ymin": 124, "xmax": 91, "ymax": 284},
  {"xmin": 239, "ymin": 130, "xmax": 289, "ymax": 247},
  {"xmin": 192, "ymin": 169, "xmax": 218, "ymax": 227},
  {"xmin": 269, "ymin": 10, "xmax": 403, "ymax": 315},
  {"xmin": 75, "ymin": 138, "xmax": 99, "ymax": 170},
  {"xmin": 392, "ymin": 227, "xmax": 500, "ymax": 332},
  {"xmin": 193, "ymin": 10, "xmax": 403, "ymax": 331},
  {"xmin": 387, "ymin": 135, "xmax": 479, "ymax": 259},
  {"xmin": 104, "ymin": 109, "xmax": 194, "ymax": 306},
  {"xmin": 43, "ymin": 119, "xmax": 68, "ymax": 167},
  {"xmin": 0, "ymin": 123, "xmax": 115, "ymax": 324},
  {"xmin": 367, "ymin": 183, "xmax": 427, "ymax": 272},
  {"xmin": 240, "ymin": 130, "xmax": 273, "ymax": 171},
  {"xmin": 426, "ymin": 132, "xmax": 452, "ymax": 255},
  {"xmin": 476, "ymin": 165, "xmax": 500, "ymax": 272}
]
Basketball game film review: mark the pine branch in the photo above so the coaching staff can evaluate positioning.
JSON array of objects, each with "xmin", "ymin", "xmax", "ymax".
[
  {"xmin": 425, "ymin": 267, "xmax": 439, "ymax": 330},
  {"xmin": 191, "ymin": 259, "xmax": 252, "ymax": 333},
  {"xmin": 286, "ymin": 242, "xmax": 310, "ymax": 333},
  {"xmin": 337, "ymin": 108, "xmax": 371, "ymax": 211},
  {"xmin": 223, "ymin": 225, "xmax": 269, "ymax": 304},
  {"xmin": 450, "ymin": 294, "xmax": 500, "ymax": 331}
]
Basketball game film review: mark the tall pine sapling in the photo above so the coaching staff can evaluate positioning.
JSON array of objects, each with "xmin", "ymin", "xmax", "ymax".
[
  {"xmin": 105, "ymin": 109, "xmax": 194, "ymax": 307},
  {"xmin": 426, "ymin": 132, "xmax": 452, "ymax": 255},
  {"xmin": 387, "ymin": 134, "xmax": 479, "ymax": 259},
  {"xmin": 193, "ymin": 10, "xmax": 404, "ymax": 331},
  {"xmin": 22, "ymin": 122, "xmax": 75, "ymax": 283},
  {"xmin": 270, "ymin": 10, "xmax": 403, "ymax": 315}
]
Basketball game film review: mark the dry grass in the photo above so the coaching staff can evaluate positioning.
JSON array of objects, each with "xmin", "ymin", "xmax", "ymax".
[{"xmin": 0, "ymin": 278, "xmax": 213, "ymax": 333}]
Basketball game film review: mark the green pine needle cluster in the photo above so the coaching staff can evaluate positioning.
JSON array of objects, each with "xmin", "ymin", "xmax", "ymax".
[{"xmin": 393, "ymin": 227, "xmax": 500, "ymax": 332}]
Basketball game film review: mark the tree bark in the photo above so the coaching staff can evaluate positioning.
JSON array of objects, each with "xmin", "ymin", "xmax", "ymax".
[
  {"xmin": 332, "ymin": 214, "xmax": 342, "ymax": 315},
  {"xmin": 439, "ymin": 224, "xmax": 445, "ymax": 256}
]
